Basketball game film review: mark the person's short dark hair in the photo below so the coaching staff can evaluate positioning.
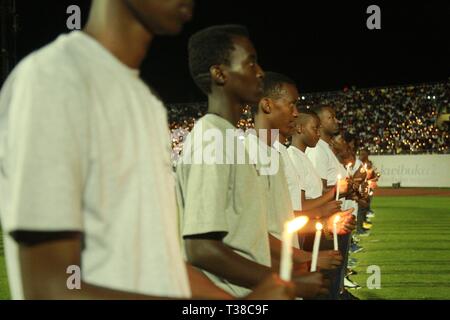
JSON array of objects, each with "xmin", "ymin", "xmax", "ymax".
[
  {"xmin": 188, "ymin": 25, "xmax": 249, "ymax": 95},
  {"xmin": 253, "ymin": 72, "xmax": 296, "ymax": 114},
  {"xmin": 297, "ymin": 107, "xmax": 319, "ymax": 118},
  {"xmin": 296, "ymin": 107, "xmax": 320, "ymax": 124},
  {"xmin": 262, "ymin": 72, "xmax": 296, "ymax": 99},
  {"xmin": 310, "ymin": 104, "xmax": 333, "ymax": 116}
]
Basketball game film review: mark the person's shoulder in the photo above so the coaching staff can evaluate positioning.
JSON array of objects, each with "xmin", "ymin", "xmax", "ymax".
[{"xmin": 8, "ymin": 32, "xmax": 86, "ymax": 88}]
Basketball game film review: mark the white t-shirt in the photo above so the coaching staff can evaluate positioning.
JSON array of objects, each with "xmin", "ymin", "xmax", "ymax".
[
  {"xmin": 243, "ymin": 134, "xmax": 299, "ymax": 247},
  {"xmin": 287, "ymin": 146, "xmax": 323, "ymax": 200},
  {"xmin": 306, "ymin": 139, "xmax": 342, "ymax": 186},
  {"xmin": 0, "ymin": 31, "xmax": 191, "ymax": 299},
  {"xmin": 177, "ymin": 118, "xmax": 272, "ymax": 297},
  {"xmin": 352, "ymin": 159, "xmax": 363, "ymax": 175},
  {"xmin": 272, "ymin": 141, "xmax": 303, "ymax": 211}
]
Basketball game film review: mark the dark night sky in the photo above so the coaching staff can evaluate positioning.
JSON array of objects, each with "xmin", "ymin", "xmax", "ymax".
[{"xmin": 7, "ymin": 0, "xmax": 450, "ymax": 103}]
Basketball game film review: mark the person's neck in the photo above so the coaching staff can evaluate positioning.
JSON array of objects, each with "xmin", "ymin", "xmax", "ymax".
[
  {"xmin": 291, "ymin": 135, "xmax": 307, "ymax": 153},
  {"xmin": 207, "ymin": 90, "xmax": 243, "ymax": 128},
  {"xmin": 253, "ymin": 114, "xmax": 287, "ymax": 147},
  {"xmin": 320, "ymin": 130, "xmax": 333, "ymax": 145},
  {"xmin": 83, "ymin": 1, "xmax": 152, "ymax": 69}
]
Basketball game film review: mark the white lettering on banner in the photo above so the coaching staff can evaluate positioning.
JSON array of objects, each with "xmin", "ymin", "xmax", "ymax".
[{"xmin": 371, "ymin": 154, "xmax": 450, "ymax": 187}]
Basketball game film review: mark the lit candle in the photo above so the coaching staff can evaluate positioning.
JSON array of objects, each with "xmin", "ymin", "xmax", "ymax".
[
  {"xmin": 333, "ymin": 215, "xmax": 340, "ymax": 251},
  {"xmin": 280, "ymin": 216, "xmax": 309, "ymax": 281},
  {"xmin": 310, "ymin": 222, "xmax": 323, "ymax": 272},
  {"xmin": 335, "ymin": 174, "xmax": 342, "ymax": 201}
]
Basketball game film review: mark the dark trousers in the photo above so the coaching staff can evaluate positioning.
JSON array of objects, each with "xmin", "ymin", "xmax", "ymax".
[{"xmin": 302, "ymin": 234, "xmax": 345, "ymax": 299}]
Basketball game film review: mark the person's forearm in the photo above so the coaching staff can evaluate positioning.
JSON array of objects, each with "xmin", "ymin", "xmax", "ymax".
[
  {"xmin": 19, "ymin": 239, "xmax": 180, "ymax": 300},
  {"xmin": 186, "ymin": 263, "xmax": 234, "ymax": 300},
  {"xmin": 291, "ymin": 214, "xmax": 329, "ymax": 234},
  {"xmin": 302, "ymin": 189, "xmax": 335, "ymax": 211},
  {"xmin": 23, "ymin": 276, "xmax": 177, "ymax": 300},
  {"xmin": 185, "ymin": 239, "xmax": 273, "ymax": 289},
  {"xmin": 269, "ymin": 235, "xmax": 311, "ymax": 274},
  {"xmin": 293, "ymin": 248, "xmax": 312, "ymax": 264},
  {"xmin": 294, "ymin": 207, "xmax": 329, "ymax": 221}
]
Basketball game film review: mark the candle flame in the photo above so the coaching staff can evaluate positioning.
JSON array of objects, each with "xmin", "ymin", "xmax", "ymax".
[
  {"xmin": 337, "ymin": 174, "xmax": 342, "ymax": 180},
  {"xmin": 287, "ymin": 216, "xmax": 309, "ymax": 234},
  {"xmin": 315, "ymin": 222, "xmax": 323, "ymax": 231},
  {"xmin": 333, "ymin": 215, "xmax": 340, "ymax": 224}
]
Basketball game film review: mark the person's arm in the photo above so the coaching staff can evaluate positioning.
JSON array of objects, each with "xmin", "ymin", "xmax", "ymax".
[
  {"xmin": 268, "ymin": 233, "xmax": 310, "ymax": 269},
  {"xmin": 258, "ymin": 235, "xmax": 328, "ymax": 298},
  {"xmin": 321, "ymin": 179, "xmax": 330, "ymax": 193},
  {"xmin": 293, "ymin": 198, "xmax": 342, "ymax": 221},
  {"xmin": 184, "ymin": 236, "xmax": 273, "ymax": 289},
  {"xmin": 16, "ymin": 232, "xmax": 176, "ymax": 300},
  {"xmin": 186, "ymin": 263, "xmax": 234, "ymax": 300},
  {"xmin": 301, "ymin": 189, "xmax": 336, "ymax": 211},
  {"xmin": 269, "ymin": 235, "xmax": 343, "ymax": 272},
  {"xmin": 291, "ymin": 207, "xmax": 355, "ymax": 235}
]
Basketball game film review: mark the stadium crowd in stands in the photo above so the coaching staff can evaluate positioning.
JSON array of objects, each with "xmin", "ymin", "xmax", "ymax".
[{"xmin": 168, "ymin": 81, "xmax": 450, "ymax": 162}]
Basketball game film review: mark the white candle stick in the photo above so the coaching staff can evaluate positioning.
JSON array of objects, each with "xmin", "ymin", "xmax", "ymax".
[
  {"xmin": 333, "ymin": 215, "xmax": 340, "ymax": 251},
  {"xmin": 335, "ymin": 174, "xmax": 342, "ymax": 201},
  {"xmin": 310, "ymin": 222, "xmax": 323, "ymax": 272},
  {"xmin": 280, "ymin": 216, "xmax": 309, "ymax": 281}
]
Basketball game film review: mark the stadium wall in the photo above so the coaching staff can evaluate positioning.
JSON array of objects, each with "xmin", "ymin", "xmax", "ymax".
[{"xmin": 371, "ymin": 154, "xmax": 450, "ymax": 188}]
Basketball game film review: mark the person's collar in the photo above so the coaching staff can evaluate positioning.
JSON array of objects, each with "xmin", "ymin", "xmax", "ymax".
[
  {"xmin": 272, "ymin": 139, "xmax": 287, "ymax": 153},
  {"xmin": 318, "ymin": 138, "xmax": 329, "ymax": 146},
  {"xmin": 289, "ymin": 145, "xmax": 305, "ymax": 155}
]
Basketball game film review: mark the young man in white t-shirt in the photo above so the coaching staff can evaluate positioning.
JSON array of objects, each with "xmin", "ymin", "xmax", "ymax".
[
  {"xmin": 304, "ymin": 104, "xmax": 358, "ymax": 299},
  {"xmin": 289, "ymin": 108, "xmax": 349, "ymax": 215},
  {"xmin": 177, "ymin": 26, "xmax": 327, "ymax": 299},
  {"xmin": 252, "ymin": 73, "xmax": 355, "ymax": 273},
  {"xmin": 0, "ymin": 0, "xmax": 293, "ymax": 300}
]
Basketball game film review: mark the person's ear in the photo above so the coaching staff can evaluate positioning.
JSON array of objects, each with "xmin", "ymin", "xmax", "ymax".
[
  {"xmin": 210, "ymin": 65, "xmax": 226, "ymax": 87},
  {"xmin": 260, "ymin": 98, "xmax": 272, "ymax": 114}
]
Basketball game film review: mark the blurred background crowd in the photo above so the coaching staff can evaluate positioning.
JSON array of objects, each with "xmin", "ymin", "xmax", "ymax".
[{"xmin": 168, "ymin": 81, "xmax": 450, "ymax": 161}]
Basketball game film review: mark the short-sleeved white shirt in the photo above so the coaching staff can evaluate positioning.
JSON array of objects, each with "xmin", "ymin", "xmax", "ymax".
[
  {"xmin": 352, "ymin": 159, "xmax": 363, "ymax": 175},
  {"xmin": 176, "ymin": 116, "xmax": 272, "ymax": 297},
  {"xmin": 245, "ymin": 137, "xmax": 299, "ymax": 249},
  {"xmin": 0, "ymin": 31, "xmax": 191, "ymax": 299},
  {"xmin": 287, "ymin": 146, "xmax": 323, "ymax": 200},
  {"xmin": 273, "ymin": 141, "xmax": 303, "ymax": 211},
  {"xmin": 306, "ymin": 139, "xmax": 342, "ymax": 186}
]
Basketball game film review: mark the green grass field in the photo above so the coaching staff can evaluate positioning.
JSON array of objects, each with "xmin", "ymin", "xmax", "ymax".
[
  {"xmin": 0, "ymin": 195, "xmax": 449, "ymax": 300},
  {"xmin": 0, "ymin": 227, "xmax": 10, "ymax": 300},
  {"xmin": 351, "ymin": 196, "xmax": 450, "ymax": 300}
]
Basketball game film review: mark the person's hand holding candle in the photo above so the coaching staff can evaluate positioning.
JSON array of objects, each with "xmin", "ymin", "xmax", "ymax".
[{"xmin": 326, "ymin": 209, "xmax": 356, "ymax": 235}]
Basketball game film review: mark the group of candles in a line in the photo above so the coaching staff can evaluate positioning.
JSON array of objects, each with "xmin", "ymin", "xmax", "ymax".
[
  {"xmin": 280, "ymin": 164, "xmax": 370, "ymax": 281},
  {"xmin": 279, "ymin": 214, "xmax": 341, "ymax": 281}
]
